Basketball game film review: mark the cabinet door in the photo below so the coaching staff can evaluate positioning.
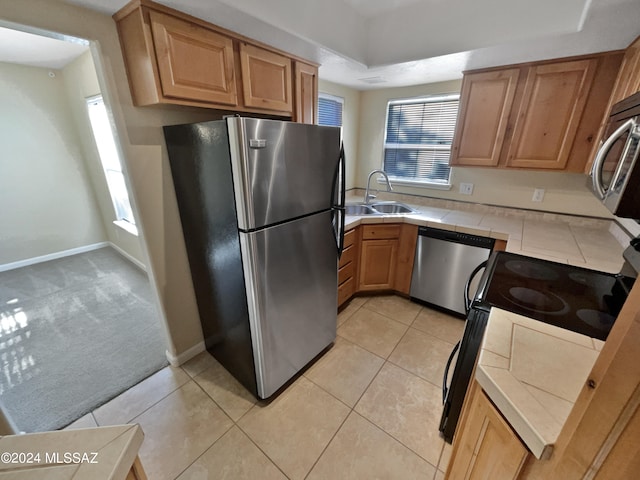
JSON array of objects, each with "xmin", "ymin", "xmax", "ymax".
[
  {"xmin": 394, "ymin": 224, "xmax": 418, "ymax": 295},
  {"xmin": 149, "ymin": 11, "xmax": 238, "ymax": 106},
  {"xmin": 359, "ymin": 240, "xmax": 398, "ymax": 291},
  {"xmin": 240, "ymin": 43, "xmax": 293, "ymax": 113},
  {"xmin": 609, "ymin": 39, "xmax": 640, "ymax": 105},
  {"xmin": 447, "ymin": 383, "xmax": 528, "ymax": 480},
  {"xmin": 506, "ymin": 59, "xmax": 596, "ymax": 169},
  {"xmin": 294, "ymin": 62, "xmax": 318, "ymax": 124},
  {"xmin": 451, "ymin": 68, "xmax": 520, "ymax": 166}
]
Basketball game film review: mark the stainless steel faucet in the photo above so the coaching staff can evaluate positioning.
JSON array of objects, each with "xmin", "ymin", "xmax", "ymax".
[{"xmin": 364, "ymin": 169, "xmax": 393, "ymax": 204}]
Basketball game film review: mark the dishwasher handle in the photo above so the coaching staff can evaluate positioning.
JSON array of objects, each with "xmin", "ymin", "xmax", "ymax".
[{"xmin": 464, "ymin": 260, "xmax": 488, "ymax": 315}]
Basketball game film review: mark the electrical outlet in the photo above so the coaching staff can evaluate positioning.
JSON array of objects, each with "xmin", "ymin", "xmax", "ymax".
[
  {"xmin": 532, "ymin": 188, "xmax": 545, "ymax": 202},
  {"xmin": 459, "ymin": 183, "xmax": 474, "ymax": 195}
]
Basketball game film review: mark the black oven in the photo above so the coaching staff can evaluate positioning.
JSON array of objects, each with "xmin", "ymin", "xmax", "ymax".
[{"xmin": 439, "ymin": 250, "xmax": 635, "ymax": 443}]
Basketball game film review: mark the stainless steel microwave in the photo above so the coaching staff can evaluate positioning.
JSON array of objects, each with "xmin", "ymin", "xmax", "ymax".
[{"xmin": 589, "ymin": 91, "xmax": 640, "ymax": 219}]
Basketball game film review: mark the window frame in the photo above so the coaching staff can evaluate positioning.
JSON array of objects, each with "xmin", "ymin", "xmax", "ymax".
[
  {"xmin": 382, "ymin": 93, "xmax": 460, "ymax": 190},
  {"xmin": 85, "ymin": 94, "xmax": 137, "ymax": 231}
]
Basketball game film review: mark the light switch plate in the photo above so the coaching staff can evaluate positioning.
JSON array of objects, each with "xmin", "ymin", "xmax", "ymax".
[{"xmin": 459, "ymin": 183, "xmax": 474, "ymax": 195}]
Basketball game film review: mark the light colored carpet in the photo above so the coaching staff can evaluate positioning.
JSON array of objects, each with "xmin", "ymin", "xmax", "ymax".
[{"xmin": 0, "ymin": 247, "xmax": 167, "ymax": 432}]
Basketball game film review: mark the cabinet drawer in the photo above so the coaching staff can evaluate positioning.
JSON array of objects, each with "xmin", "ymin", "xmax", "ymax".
[
  {"xmin": 339, "ymin": 244, "xmax": 355, "ymax": 268},
  {"xmin": 338, "ymin": 276, "xmax": 355, "ymax": 306},
  {"xmin": 344, "ymin": 228, "xmax": 356, "ymax": 248},
  {"xmin": 338, "ymin": 261, "xmax": 355, "ymax": 286},
  {"xmin": 362, "ymin": 224, "xmax": 401, "ymax": 240}
]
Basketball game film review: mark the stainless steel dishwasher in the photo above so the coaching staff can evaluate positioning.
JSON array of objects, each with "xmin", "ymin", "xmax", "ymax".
[{"xmin": 410, "ymin": 227, "xmax": 495, "ymax": 316}]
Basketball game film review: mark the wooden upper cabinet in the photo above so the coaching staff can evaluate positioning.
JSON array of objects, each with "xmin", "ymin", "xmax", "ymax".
[
  {"xmin": 452, "ymin": 52, "xmax": 622, "ymax": 172},
  {"xmin": 240, "ymin": 43, "xmax": 293, "ymax": 113},
  {"xmin": 609, "ymin": 36, "xmax": 640, "ymax": 106},
  {"xmin": 149, "ymin": 11, "xmax": 237, "ymax": 106},
  {"xmin": 451, "ymin": 68, "xmax": 520, "ymax": 167},
  {"xmin": 114, "ymin": 0, "xmax": 310, "ymax": 118},
  {"xmin": 294, "ymin": 61, "xmax": 318, "ymax": 124},
  {"xmin": 506, "ymin": 59, "xmax": 596, "ymax": 169}
]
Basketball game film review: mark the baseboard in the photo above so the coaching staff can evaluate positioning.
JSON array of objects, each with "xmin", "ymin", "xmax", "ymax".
[
  {"xmin": 0, "ymin": 242, "xmax": 110, "ymax": 273},
  {"xmin": 165, "ymin": 341, "xmax": 206, "ymax": 367},
  {"xmin": 109, "ymin": 242, "xmax": 147, "ymax": 272}
]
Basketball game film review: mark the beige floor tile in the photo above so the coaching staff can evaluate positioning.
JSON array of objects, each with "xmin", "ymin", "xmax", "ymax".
[
  {"xmin": 307, "ymin": 412, "xmax": 436, "ymax": 480},
  {"xmin": 176, "ymin": 426, "xmax": 286, "ymax": 480},
  {"xmin": 193, "ymin": 358, "xmax": 256, "ymax": 421},
  {"xmin": 388, "ymin": 328, "xmax": 455, "ymax": 387},
  {"xmin": 356, "ymin": 363, "xmax": 444, "ymax": 466},
  {"xmin": 363, "ymin": 295, "xmax": 422, "ymax": 325},
  {"xmin": 181, "ymin": 351, "xmax": 218, "ymax": 378},
  {"xmin": 338, "ymin": 307, "xmax": 409, "ymax": 358},
  {"xmin": 412, "ymin": 308, "xmax": 465, "ymax": 345},
  {"xmin": 306, "ymin": 337, "xmax": 384, "ymax": 407},
  {"xmin": 238, "ymin": 377, "xmax": 350, "ymax": 480},
  {"xmin": 338, "ymin": 298, "xmax": 364, "ymax": 327},
  {"xmin": 435, "ymin": 469, "xmax": 446, "ymax": 480},
  {"xmin": 63, "ymin": 413, "xmax": 97, "ymax": 430},
  {"xmin": 134, "ymin": 381, "xmax": 233, "ymax": 480},
  {"xmin": 93, "ymin": 366, "xmax": 190, "ymax": 426},
  {"xmin": 438, "ymin": 441, "xmax": 453, "ymax": 472}
]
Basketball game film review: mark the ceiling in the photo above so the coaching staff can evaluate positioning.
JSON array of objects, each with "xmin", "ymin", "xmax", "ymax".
[
  {"xmin": 0, "ymin": 26, "xmax": 89, "ymax": 69},
  {"xmin": 4, "ymin": 0, "xmax": 640, "ymax": 88}
]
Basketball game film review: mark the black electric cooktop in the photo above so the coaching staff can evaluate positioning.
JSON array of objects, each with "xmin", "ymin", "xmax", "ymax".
[{"xmin": 479, "ymin": 252, "xmax": 635, "ymax": 341}]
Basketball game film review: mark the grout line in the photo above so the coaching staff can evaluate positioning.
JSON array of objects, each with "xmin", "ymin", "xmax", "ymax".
[{"xmin": 93, "ymin": 368, "xmax": 189, "ymax": 427}]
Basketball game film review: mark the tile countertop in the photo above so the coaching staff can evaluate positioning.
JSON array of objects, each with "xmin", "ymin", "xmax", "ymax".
[
  {"xmin": 344, "ymin": 194, "xmax": 628, "ymax": 273},
  {"xmin": 476, "ymin": 308, "xmax": 603, "ymax": 459},
  {"xmin": 0, "ymin": 424, "xmax": 143, "ymax": 479}
]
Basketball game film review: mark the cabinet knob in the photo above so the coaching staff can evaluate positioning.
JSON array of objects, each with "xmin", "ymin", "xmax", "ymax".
[{"xmin": 587, "ymin": 379, "xmax": 597, "ymax": 389}]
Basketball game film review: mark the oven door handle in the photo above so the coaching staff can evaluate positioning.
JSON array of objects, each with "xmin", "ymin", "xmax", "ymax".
[
  {"xmin": 464, "ymin": 260, "xmax": 488, "ymax": 315},
  {"xmin": 442, "ymin": 340, "xmax": 461, "ymax": 404}
]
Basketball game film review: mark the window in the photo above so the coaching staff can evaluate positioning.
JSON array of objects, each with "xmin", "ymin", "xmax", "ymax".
[
  {"xmin": 318, "ymin": 93, "xmax": 344, "ymax": 127},
  {"xmin": 383, "ymin": 94, "xmax": 460, "ymax": 186},
  {"xmin": 86, "ymin": 95, "xmax": 136, "ymax": 228}
]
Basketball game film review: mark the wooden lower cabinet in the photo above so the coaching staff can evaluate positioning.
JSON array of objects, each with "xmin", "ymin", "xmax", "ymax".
[
  {"xmin": 359, "ymin": 239, "xmax": 399, "ymax": 290},
  {"xmin": 338, "ymin": 228, "xmax": 359, "ymax": 307},
  {"xmin": 337, "ymin": 223, "xmax": 419, "ymax": 305},
  {"xmin": 447, "ymin": 381, "xmax": 529, "ymax": 480}
]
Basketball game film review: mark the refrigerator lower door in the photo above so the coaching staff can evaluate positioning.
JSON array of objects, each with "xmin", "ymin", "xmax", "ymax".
[{"xmin": 239, "ymin": 211, "xmax": 338, "ymax": 398}]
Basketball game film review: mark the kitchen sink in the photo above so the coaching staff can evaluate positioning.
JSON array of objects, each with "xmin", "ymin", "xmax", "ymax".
[
  {"xmin": 370, "ymin": 202, "xmax": 417, "ymax": 214},
  {"xmin": 345, "ymin": 204, "xmax": 377, "ymax": 215},
  {"xmin": 344, "ymin": 202, "xmax": 418, "ymax": 215}
]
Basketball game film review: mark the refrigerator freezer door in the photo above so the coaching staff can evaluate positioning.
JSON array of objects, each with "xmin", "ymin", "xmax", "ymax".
[
  {"xmin": 239, "ymin": 211, "xmax": 337, "ymax": 398},
  {"xmin": 228, "ymin": 117, "xmax": 341, "ymax": 231}
]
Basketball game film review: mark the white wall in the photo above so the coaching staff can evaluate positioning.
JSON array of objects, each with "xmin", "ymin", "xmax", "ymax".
[
  {"xmin": 318, "ymin": 79, "xmax": 360, "ymax": 189},
  {"xmin": 0, "ymin": 0, "xmax": 224, "ymax": 360},
  {"xmin": 357, "ymin": 80, "xmax": 615, "ymax": 218},
  {"xmin": 0, "ymin": 62, "xmax": 107, "ymax": 265},
  {"xmin": 62, "ymin": 51, "xmax": 144, "ymax": 265}
]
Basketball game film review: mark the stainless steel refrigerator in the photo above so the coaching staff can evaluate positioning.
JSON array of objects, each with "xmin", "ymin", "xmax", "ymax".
[{"xmin": 163, "ymin": 117, "xmax": 345, "ymax": 399}]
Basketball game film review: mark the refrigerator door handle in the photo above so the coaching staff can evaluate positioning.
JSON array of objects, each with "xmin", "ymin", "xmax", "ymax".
[
  {"xmin": 332, "ymin": 144, "xmax": 346, "ymax": 257},
  {"xmin": 442, "ymin": 340, "xmax": 461, "ymax": 404}
]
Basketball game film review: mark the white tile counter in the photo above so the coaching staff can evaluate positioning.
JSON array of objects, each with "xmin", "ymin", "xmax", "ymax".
[
  {"xmin": 475, "ymin": 308, "xmax": 603, "ymax": 459},
  {"xmin": 345, "ymin": 193, "xmax": 628, "ymax": 272},
  {"xmin": 0, "ymin": 424, "xmax": 144, "ymax": 479}
]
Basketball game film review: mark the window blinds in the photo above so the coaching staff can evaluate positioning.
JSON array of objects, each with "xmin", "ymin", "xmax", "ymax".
[
  {"xmin": 384, "ymin": 95, "xmax": 459, "ymax": 184},
  {"xmin": 318, "ymin": 94, "xmax": 343, "ymax": 127}
]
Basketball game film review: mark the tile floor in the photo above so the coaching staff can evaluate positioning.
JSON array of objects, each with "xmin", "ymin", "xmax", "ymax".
[{"xmin": 65, "ymin": 294, "xmax": 462, "ymax": 480}]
